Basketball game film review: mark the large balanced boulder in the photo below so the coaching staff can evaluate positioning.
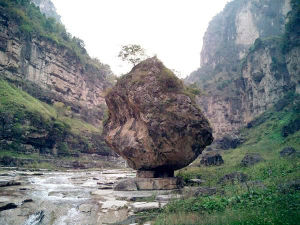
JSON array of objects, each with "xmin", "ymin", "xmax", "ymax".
[{"xmin": 104, "ymin": 57, "xmax": 213, "ymax": 178}]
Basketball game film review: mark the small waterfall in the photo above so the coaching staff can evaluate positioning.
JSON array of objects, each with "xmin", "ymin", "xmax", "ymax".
[{"xmin": 23, "ymin": 211, "xmax": 45, "ymax": 225}]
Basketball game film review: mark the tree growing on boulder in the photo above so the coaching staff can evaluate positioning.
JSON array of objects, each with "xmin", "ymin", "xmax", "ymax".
[{"xmin": 118, "ymin": 44, "xmax": 148, "ymax": 66}]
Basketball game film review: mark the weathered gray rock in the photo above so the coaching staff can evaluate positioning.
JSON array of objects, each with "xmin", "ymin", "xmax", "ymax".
[
  {"xmin": 130, "ymin": 202, "xmax": 164, "ymax": 212},
  {"xmin": 0, "ymin": 10, "xmax": 111, "ymax": 127},
  {"xmin": 0, "ymin": 180, "xmax": 21, "ymax": 187},
  {"xmin": 101, "ymin": 200, "xmax": 128, "ymax": 210},
  {"xmin": 218, "ymin": 172, "xmax": 248, "ymax": 184},
  {"xmin": 114, "ymin": 179, "xmax": 138, "ymax": 191},
  {"xmin": 104, "ymin": 57, "xmax": 213, "ymax": 177},
  {"xmin": 200, "ymin": 152, "xmax": 224, "ymax": 166},
  {"xmin": 242, "ymin": 180, "xmax": 266, "ymax": 190},
  {"xmin": 279, "ymin": 179, "xmax": 300, "ymax": 193},
  {"xmin": 114, "ymin": 177, "xmax": 183, "ymax": 191},
  {"xmin": 78, "ymin": 204, "xmax": 93, "ymax": 213},
  {"xmin": 193, "ymin": 187, "xmax": 217, "ymax": 197},
  {"xmin": 0, "ymin": 203, "xmax": 17, "ymax": 212},
  {"xmin": 23, "ymin": 211, "xmax": 45, "ymax": 225},
  {"xmin": 187, "ymin": 179, "xmax": 206, "ymax": 185},
  {"xmin": 215, "ymin": 135, "xmax": 242, "ymax": 150},
  {"xmin": 98, "ymin": 184, "xmax": 113, "ymax": 190},
  {"xmin": 241, "ymin": 153, "xmax": 264, "ymax": 166},
  {"xmin": 185, "ymin": 0, "xmax": 296, "ymax": 140},
  {"xmin": 280, "ymin": 147, "xmax": 296, "ymax": 157},
  {"xmin": 22, "ymin": 199, "xmax": 33, "ymax": 204},
  {"xmin": 155, "ymin": 194, "xmax": 182, "ymax": 202}
]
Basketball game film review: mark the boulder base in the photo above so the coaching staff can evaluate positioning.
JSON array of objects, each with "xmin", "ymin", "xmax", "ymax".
[
  {"xmin": 136, "ymin": 170, "xmax": 174, "ymax": 178},
  {"xmin": 114, "ymin": 177, "xmax": 183, "ymax": 191}
]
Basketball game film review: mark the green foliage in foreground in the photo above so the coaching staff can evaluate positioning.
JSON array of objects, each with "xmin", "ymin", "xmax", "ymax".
[
  {"xmin": 156, "ymin": 190, "xmax": 299, "ymax": 225},
  {"xmin": 153, "ymin": 94, "xmax": 300, "ymax": 225}
]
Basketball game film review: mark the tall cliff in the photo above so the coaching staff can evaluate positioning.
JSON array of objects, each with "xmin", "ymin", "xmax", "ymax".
[
  {"xmin": 0, "ymin": 0, "xmax": 113, "ymax": 156},
  {"xmin": 186, "ymin": 0, "xmax": 299, "ymax": 140}
]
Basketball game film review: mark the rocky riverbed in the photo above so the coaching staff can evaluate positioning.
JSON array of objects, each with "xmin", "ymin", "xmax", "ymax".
[{"xmin": 0, "ymin": 168, "xmax": 183, "ymax": 225}]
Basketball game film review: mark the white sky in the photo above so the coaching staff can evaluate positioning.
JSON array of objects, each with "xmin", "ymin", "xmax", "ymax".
[{"xmin": 51, "ymin": 0, "xmax": 229, "ymax": 78}]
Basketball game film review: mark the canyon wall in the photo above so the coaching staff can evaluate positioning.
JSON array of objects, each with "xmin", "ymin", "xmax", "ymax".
[
  {"xmin": 187, "ymin": 0, "xmax": 299, "ymax": 140},
  {"xmin": 0, "ymin": 2, "xmax": 114, "ymax": 156},
  {"xmin": 0, "ymin": 6, "xmax": 111, "ymax": 126}
]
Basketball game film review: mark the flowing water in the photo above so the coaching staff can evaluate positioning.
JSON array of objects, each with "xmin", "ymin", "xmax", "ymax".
[
  {"xmin": 0, "ymin": 169, "xmax": 136, "ymax": 225},
  {"xmin": 0, "ymin": 169, "xmax": 176, "ymax": 225}
]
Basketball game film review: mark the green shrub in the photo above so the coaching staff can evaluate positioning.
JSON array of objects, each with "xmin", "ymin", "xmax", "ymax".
[
  {"xmin": 158, "ymin": 68, "xmax": 183, "ymax": 92},
  {"xmin": 281, "ymin": 0, "xmax": 300, "ymax": 53},
  {"xmin": 57, "ymin": 142, "xmax": 69, "ymax": 156}
]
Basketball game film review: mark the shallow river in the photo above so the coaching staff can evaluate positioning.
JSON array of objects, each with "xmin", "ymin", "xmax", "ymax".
[{"xmin": 0, "ymin": 169, "xmax": 177, "ymax": 225}]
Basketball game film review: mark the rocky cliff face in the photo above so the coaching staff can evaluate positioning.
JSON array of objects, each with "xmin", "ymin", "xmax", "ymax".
[
  {"xmin": 187, "ymin": 0, "xmax": 299, "ymax": 140},
  {"xmin": 0, "ymin": 2, "xmax": 114, "ymax": 156},
  {"xmin": 241, "ymin": 38, "xmax": 295, "ymax": 124},
  {"xmin": 0, "ymin": 8, "xmax": 110, "ymax": 126},
  {"xmin": 199, "ymin": 0, "xmax": 290, "ymax": 69}
]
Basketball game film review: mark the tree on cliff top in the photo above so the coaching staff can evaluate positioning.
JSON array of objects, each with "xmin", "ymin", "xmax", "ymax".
[{"xmin": 118, "ymin": 44, "xmax": 148, "ymax": 66}]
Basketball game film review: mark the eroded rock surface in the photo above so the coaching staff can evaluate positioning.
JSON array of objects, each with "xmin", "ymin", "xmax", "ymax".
[
  {"xmin": 104, "ymin": 57, "xmax": 213, "ymax": 175},
  {"xmin": 200, "ymin": 152, "xmax": 224, "ymax": 166},
  {"xmin": 186, "ymin": 0, "xmax": 299, "ymax": 140}
]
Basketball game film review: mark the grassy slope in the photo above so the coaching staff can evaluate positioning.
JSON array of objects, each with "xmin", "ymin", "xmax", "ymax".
[
  {"xmin": 153, "ymin": 94, "xmax": 300, "ymax": 225},
  {"xmin": 0, "ymin": 78, "xmax": 56, "ymax": 119},
  {"xmin": 0, "ymin": 78, "xmax": 102, "ymax": 133},
  {"xmin": 0, "ymin": 79, "xmax": 102, "ymax": 158}
]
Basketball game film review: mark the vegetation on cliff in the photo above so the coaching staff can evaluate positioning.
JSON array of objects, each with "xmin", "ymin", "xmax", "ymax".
[
  {"xmin": 0, "ymin": 0, "xmax": 111, "ymax": 73},
  {"xmin": 0, "ymin": 78, "xmax": 110, "ymax": 160},
  {"xmin": 0, "ymin": 0, "xmax": 115, "ymax": 161},
  {"xmin": 187, "ymin": 0, "xmax": 293, "ymax": 91},
  {"xmin": 282, "ymin": 0, "xmax": 300, "ymax": 53}
]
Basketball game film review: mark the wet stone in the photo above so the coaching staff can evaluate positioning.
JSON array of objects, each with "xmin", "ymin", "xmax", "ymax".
[
  {"xmin": 130, "ymin": 202, "xmax": 161, "ymax": 212},
  {"xmin": 0, "ymin": 203, "xmax": 18, "ymax": 212},
  {"xmin": 98, "ymin": 184, "xmax": 113, "ymax": 190},
  {"xmin": 100, "ymin": 200, "xmax": 128, "ymax": 210},
  {"xmin": 22, "ymin": 199, "xmax": 33, "ymax": 204},
  {"xmin": 78, "ymin": 204, "xmax": 94, "ymax": 213},
  {"xmin": 193, "ymin": 187, "xmax": 217, "ymax": 197},
  {"xmin": 114, "ymin": 177, "xmax": 183, "ymax": 191},
  {"xmin": 0, "ymin": 180, "xmax": 21, "ymax": 187}
]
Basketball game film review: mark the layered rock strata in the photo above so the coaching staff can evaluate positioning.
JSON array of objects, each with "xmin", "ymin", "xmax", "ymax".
[
  {"xmin": 186, "ymin": 0, "xmax": 296, "ymax": 139},
  {"xmin": 0, "ymin": 8, "xmax": 111, "ymax": 126}
]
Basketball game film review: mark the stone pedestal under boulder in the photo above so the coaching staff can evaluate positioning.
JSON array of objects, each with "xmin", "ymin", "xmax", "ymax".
[
  {"xmin": 104, "ymin": 57, "xmax": 213, "ymax": 190},
  {"xmin": 114, "ymin": 177, "xmax": 184, "ymax": 191}
]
